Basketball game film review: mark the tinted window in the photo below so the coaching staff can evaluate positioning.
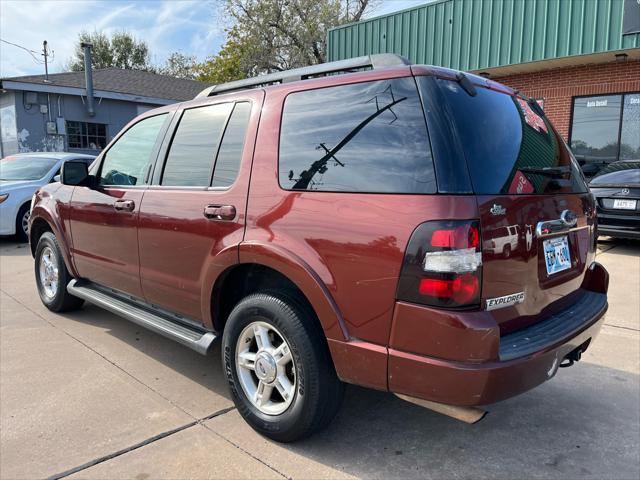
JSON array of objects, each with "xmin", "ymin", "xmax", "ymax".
[
  {"xmin": 590, "ymin": 168, "xmax": 640, "ymax": 185},
  {"xmin": 431, "ymin": 78, "xmax": 586, "ymax": 195},
  {"xmin": 279, "ymin": 78, "xmax": 436, "ymax": 193},
  {"xmin": 620, "ymin": 94, "xmax": 640, "ymax": 161},
  {"xmin": 162, "ymin": 103, "xmax": 233, "ymax": 187},
  {"xmin": 212, "ymin": 102, "xmax": 251, "ymax": 187},
  {"xmin": 100, "ymin": 114, "xmax": 167, "ymax": 186},
  {"xmin": 570, "ymin": 95, "xmax": 622, "ymax": 163}
]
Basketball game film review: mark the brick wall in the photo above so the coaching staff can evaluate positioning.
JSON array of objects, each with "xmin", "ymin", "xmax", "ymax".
[{"xmin": 493, "ymin": 59, "xmax": 640, "ymax": 140}]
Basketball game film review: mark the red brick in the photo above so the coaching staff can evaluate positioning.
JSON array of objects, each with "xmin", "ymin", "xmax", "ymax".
[{"xmin": 493, "ymin": 59, "xmax": 640, "ymax": 139}]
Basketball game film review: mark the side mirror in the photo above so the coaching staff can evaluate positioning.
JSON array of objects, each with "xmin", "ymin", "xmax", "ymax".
[
  {"xmin": 53, "ymin": 175, "xmax": 61, "ymax": 183},
  {"xmin": 61, "ymin": 160, "xmax": 92, "ymax": 186}
]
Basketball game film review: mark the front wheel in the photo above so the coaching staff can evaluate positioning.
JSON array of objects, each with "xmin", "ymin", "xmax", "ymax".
[
  {"xmin": 34, "ymin": 232, "xmax": 84, "ymax": 312},
  {"xmin": 222, "ymin": 292, "xmax": 344, "ymax": 442}
]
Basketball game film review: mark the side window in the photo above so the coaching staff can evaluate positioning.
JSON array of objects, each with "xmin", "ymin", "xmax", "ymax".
[
  {"xmin": 161, "ymin": 103, "xmax": 233, "ymax": 187},
  {"xmin": 100, "ymin": 114, "xmax": 167, "ymax": 186},
  {"xmin": 212, "ymin": 102, "xmax": 251, "ymax": 187},
  {"xmin": 278, "ymin": 78, "xmax": 436, "ymax": 193}
]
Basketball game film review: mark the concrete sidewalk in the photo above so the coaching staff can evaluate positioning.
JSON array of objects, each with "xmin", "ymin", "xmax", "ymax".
[{"xmin": 1, "ymin": 238, "xmax": 638, "ymax": 479}]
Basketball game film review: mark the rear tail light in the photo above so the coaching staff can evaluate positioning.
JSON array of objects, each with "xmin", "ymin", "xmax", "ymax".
[{"xmin": 396, "ymin": 220, "xmax": 482, "ymax": 308}]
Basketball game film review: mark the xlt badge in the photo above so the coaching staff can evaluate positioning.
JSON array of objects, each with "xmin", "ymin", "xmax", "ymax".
[{"xmin": 486, "ymin": 292, "xmax": 525, "ymax": 311}]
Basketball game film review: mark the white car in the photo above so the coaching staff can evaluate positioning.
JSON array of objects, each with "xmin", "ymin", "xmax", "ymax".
[{"xmin": 0, "ymin": 152, "xmax": 95, "ymax": 241}]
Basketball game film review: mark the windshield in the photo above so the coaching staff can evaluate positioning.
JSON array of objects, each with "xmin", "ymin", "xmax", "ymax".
[
  {"xmin": 425, "ymin": 78, "xmax": 588, "ymax": 195},
  {"xmin": 0, "ymin": 156, "xmax": 58, "ymax": 181}
]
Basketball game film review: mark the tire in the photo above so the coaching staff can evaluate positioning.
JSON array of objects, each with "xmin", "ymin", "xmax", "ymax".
[
  {"xmin": 15, "ymin": 203, "xmax": 30, "ymax": 243},
  {"xmin": 503, "ymin": 244, "xmax": 511, "ymax": 259},
  {"xmin": 222, "ymin": 292, "xmax": 344, "ymax": 442},
  {"xmin": 34, "ymin": 232, "xmax": 84, "ymax": 312}
]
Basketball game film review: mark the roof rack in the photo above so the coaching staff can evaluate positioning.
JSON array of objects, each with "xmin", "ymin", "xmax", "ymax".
[{"xmin": 194, "ymin": 54, "xmax": 411, "ymax": 98}]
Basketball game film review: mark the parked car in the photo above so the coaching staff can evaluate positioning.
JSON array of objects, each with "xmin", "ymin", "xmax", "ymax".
[
  {"xmin": 589, "ymin": 160, "xmax": 640, "ymax": 240},
  {"xmin": 28, "ymin": 55, "xmax": 609, "ymax": 442},
  {"xmin": 0, "ymin": 152, "xmax": 95, "ymax": 241}
]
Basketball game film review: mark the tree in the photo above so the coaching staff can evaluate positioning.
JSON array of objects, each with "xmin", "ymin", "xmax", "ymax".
[
  {"xmin": 157, "ymin": 52, "xmax": 199, "ymax": 79},
  {"xmin": 68, "ymin": 31, "xmax": 151, "ymax": 71},
  {"xmin": 196, "ymin": 27, "xmax": 249, "ymax": 84},
  {"xmin": 200, "ymin": 0, "xmax": 374, "ymax": 84}
]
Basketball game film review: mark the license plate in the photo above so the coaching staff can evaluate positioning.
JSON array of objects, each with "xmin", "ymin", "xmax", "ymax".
[
  {"xmin": 543, "ymin": 236, "xmax": 571, "ymax": 275},
  {"xmin": 613, "ymin": 199, "xmax": 637, "ymax": 210}
]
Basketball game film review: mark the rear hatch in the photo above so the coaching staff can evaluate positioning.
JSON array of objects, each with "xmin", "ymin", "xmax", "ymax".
[{"xmin": 419, "ymin": 74, "xmax": 596, "ymax": 334}]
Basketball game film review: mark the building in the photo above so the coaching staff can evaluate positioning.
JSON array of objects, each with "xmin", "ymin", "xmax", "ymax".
[
  {"xmin": 328, "ymin": 0, "xmax": 640, "ymax": 171},
  {"xmin": 0, "ymin": 68, "xmax": 208, "ymax": 156}
]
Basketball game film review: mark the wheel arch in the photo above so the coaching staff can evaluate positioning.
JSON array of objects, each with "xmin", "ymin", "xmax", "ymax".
[
  {"xmin": 211, "ymin": 242, "xmax": 348, "ymax": 342},
  {"xmin": 29, "ymin": 209, "xmax": 77, "ymax": 277}
]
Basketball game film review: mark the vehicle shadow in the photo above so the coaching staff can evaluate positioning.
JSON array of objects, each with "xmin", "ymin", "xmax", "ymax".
[
  {"xmin": 0, "ymin": 237, "xmax": 30, "ymax": 256},
  {"xmin": 3, "ymin": 239, "xmax": 638, "ymax": 479},
  {"xmin": 59, "ymin": 303, "xmax": 639, "ymax": 480},
  {"xmin": 597, "ymin": 237, "xmax": 640, "ymax": 257}
]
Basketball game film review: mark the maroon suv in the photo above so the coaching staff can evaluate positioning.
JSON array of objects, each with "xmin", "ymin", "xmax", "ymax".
[{"xmin": 29, "ymin": 54, "xmax": 609, "ymax": 442}]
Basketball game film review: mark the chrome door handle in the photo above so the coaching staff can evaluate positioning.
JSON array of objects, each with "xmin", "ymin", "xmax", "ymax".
[
  {"xmin": 204, "ymin": 204, "xmax": 236, "ymax": 221},
  {"xmin": 114, "ymin": 199, "xmax": 135, "ymax": 212}
]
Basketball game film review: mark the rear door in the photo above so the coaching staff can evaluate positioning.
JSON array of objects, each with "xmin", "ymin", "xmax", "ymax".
[
  {"xmin": 421, "ymin": 76, "xmax": 596, "ymax": 334},
  {"xmin": 137, "ymin": 92, "xmax": 262, "ymax": 325},
  {"xmin": 70, "ymin": 113, "xmax": 171, "ymax": 297}
]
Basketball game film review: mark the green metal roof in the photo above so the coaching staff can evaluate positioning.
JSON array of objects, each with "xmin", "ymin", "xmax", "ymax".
[{"xmin": 327, "ymin": 0, "xmax": 640, "ymax": 71}]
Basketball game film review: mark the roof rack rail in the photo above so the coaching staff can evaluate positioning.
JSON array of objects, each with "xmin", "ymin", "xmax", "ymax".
[{"xmin": 194, "ymin": 54, "xmax": 411, "ymax": 99}]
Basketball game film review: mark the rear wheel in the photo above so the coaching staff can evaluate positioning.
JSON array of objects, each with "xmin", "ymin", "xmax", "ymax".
[
  {"xmin": 222, "ymin": 292, "xmax": 344, "ymax": 442},
  {"xmin": 34, "ymin": 232, "xmax": 84, "ymax": 312},
  {"xmin": 15, "ymin": 203, "xmax": 30, "ymax": 243}
]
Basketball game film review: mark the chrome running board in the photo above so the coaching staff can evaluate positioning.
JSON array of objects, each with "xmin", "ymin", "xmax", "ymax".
[{"xmin": 67, "ymin": 279, "xmax": 216, "ymax": 355}]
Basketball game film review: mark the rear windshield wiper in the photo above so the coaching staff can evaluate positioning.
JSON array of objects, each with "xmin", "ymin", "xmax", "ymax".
[{"xmin": 519, "ymin": 165, "xmax": 572, "ymax": 178}]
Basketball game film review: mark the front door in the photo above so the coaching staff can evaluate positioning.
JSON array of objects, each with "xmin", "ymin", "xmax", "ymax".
[
  {"xmin": 138, "ymin": 93, "xmax": 262, "ymax": 325},
  {"xmin": 69, "ymin": 113, "xmax": 171, "ymax": 297}
]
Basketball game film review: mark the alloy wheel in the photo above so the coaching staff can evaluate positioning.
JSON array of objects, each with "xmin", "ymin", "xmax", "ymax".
[
  {"xmin": 39, "ymin": 246, "xmax": 59, "ymax": 299},
  {"xmin": 235, "ymin": 320, "xmax": 296, "ymax": 415}
]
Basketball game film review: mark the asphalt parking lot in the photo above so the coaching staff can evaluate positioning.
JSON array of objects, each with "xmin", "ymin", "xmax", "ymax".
[{"xmin": 1, "ymin": 238, "xmax": 638, "ymax": 479}]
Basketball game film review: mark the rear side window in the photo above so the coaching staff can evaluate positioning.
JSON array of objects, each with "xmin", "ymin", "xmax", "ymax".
[
  {"xmin": 424, "ymin": 78, "xmax": 587, "ymax": 195},
  {"xmin": 212, "ymin": 102, "xmax": 251, "ymax": 187},
  {"xmin": 279, "ymin": 78, "xmax": 436, "ymax": 193},
  {"xmin": 162, "ymin": 103, "xmax": 233, "ymax": 186}
]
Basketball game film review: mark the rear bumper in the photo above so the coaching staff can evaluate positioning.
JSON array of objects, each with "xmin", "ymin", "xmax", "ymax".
[
  {"xmin": 388, "ymin": 263, "xmax": 609, "ymax": 406},
  {"xmin": 389, "ymin": 294, "xmax": 606, "ymax": 406},
  {"xmin": 597, "ymin": 211, "xmax": 640, "ymax": 239}
]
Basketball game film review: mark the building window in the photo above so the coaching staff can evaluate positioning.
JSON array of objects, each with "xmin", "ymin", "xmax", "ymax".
[
  {"xmin": 67, "ymin": 121, "xmax": 107, "ymax": 150},
  {"xmin": 569, "ymin": 93, "xmax": 640, "ymax": 170}
]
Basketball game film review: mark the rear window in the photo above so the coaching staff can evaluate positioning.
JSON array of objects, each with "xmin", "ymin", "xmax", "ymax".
[
  {"xmin": 590, "ymin": 164, "xmax": 640, "ymax": 185},
  {"xmin": 279, "ymin": 78, "xmax": 436, "ymax": 193},
  {"xmin": 424, "ymin": 78, "xmax": 587, "ymax": 195}
]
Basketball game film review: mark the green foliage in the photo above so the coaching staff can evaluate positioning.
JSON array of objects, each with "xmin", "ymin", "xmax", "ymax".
[
  {"xmin": 198, "ymin": 0, "xmax": 374, "ymax": 84},
  {"xmin": 156, "ymin": 52, "xmax": 200, "ymax": 79},
  {"xmin": 196, "ymin": 27, "xmax": 248, "ymax": 84},
  {"xmin": 68, "ymin": 31, "xmax": 151, "ymax": 71}
]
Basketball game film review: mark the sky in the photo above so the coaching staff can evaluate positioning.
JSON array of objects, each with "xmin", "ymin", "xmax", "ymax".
[{"xmin": 0, "ymin": 0, "xmax": 427, "ymax": 78}]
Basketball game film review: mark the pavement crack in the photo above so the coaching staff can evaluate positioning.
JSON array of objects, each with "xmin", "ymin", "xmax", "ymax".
[
  {"xmin": 0, "ymin": 289, "xmax": 203, "ymax": 420},
  {"xmin": 199, "ymin": 421, "xmax": 291, "ymax": 479},
  {"xmin": 47, "ymin": 407, "xmax": 236, "ymax": 480},
  {"xmin": 603, "ymin": 323, "xmax": 640, "ymax": 333}
]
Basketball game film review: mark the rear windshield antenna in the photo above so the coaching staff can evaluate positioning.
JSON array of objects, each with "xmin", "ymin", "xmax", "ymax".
[{"xmin": 455, "ymin": 72, "xmax": 477, "ymax": 97}]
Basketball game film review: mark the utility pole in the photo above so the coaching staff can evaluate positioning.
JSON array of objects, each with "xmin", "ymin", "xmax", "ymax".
[{"xmin": 42, "ymin": 40, "xmax": 51, "ymax": 82}]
